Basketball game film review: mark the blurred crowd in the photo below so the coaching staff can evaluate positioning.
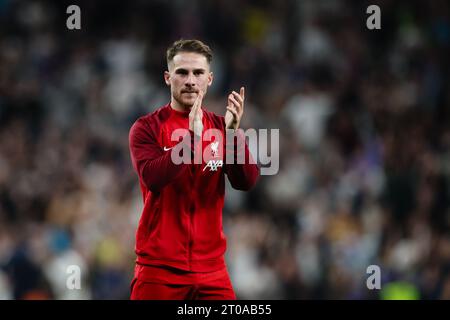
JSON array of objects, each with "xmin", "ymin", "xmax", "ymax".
[{"xmin": 1, "ymin": 0, "xmax": 450, "ymax": 299}]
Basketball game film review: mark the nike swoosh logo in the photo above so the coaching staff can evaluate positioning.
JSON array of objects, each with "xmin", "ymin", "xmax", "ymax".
[{"xmin": 163, "ymin": 146, "xmax": 172, "ymax": 151}]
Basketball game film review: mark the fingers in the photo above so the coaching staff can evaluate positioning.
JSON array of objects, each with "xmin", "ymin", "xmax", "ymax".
[
  {"xmin": 195, "ymin": 90, "xmax": 203, "ymax": 109},
  {"xmin": 225, "ymin": 87, "xmax": 245, "ymax": 130},
  {"xmin": 229, "ymin": 93, "xmax": 243, "ymax": 117},
  {"xmin": 226, "ymin": 106, "xmax": 238, "ymax": 119},
  {"xmin": 190, "ymin": 95, "xmax": 198, "ymax": 114},
  {"xmin": 190, "ymin": 91, "xmax": 204, "ymax": 135},
  {"xmin": 198, "ymin": 91, "xmax": 204, "ymax": 116},
  {"xmin": 190, "ymin": 90, "xmax": 203, "ymax": 117},
  {"xmin": 228, "ymin": 94, "xmax": 241, "ymax": 109},
  {"xmin": 230, "ymin": 87, "xmax": 245, "ymax": 111},
  {"xmin": 231, "ymin": 91, "xmax": 243, "ymax": 105}
]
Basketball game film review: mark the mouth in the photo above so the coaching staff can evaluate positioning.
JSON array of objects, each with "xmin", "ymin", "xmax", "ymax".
[{"xmin": 181, "ymin": 91, "xmax": 198, "ymax": 94}]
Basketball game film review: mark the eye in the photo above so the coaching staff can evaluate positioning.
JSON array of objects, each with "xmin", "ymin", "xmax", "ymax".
[
  {"xmin": 176, "ymin": 69, "xmax": 188, "ymax": 75},
  {"xmin": 194, "ymin": 70, "xmax": 204, "ymax": 76}
]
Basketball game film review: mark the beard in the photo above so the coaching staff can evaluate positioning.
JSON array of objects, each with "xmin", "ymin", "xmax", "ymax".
[{"xmin": 173, "ymin": 90, "xmax": 200, "ymax": 109}]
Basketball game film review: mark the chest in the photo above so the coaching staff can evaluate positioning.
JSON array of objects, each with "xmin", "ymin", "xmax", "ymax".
[{"xmin": 159, "ymin": 117, "xmax": 225, "ymax": 175}]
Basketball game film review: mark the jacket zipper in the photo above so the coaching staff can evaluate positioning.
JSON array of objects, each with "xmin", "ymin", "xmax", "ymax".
[{"xmin": 188, "ymin": 165, "xmax": 197, "ymax": 271}]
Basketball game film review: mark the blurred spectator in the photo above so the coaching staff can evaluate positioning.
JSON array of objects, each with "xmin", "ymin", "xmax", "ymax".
[{"xmin": 1, "ymin": 0, "xmax": 449, "ymax": 299}]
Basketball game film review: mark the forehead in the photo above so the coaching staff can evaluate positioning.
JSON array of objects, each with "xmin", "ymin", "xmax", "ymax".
[{"xmin": 169, "ymin": 52, "xmax": 209, "ymax": 70}]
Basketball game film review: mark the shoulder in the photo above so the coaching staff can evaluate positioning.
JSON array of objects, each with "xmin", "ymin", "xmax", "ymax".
[
  {"xmin": 134, "ymin": 104, "xmax": 172, "ymax": 128},
  {"xmin": 129, "ymin": 104, "xmax": 171, "ymax": 139},
  {"xmin": 130, "ymin": 104, "xmax": 171, "ymax": 131}
]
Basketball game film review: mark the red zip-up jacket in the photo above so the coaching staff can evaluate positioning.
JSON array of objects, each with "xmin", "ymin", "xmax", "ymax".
[{"xmin": 129, "ymin": 103, "xmax": 259, "ymax": 272}]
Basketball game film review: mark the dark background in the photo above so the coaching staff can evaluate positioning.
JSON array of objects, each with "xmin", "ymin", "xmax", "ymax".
[{"xmin": 0, "ymin": 0, "xmax": 449, "ymax": 299}]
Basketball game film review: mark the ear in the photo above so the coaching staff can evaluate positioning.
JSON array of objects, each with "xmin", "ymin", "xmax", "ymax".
[
  {"xmin": 164, "ymin": 71, "xmax": 171, "ymax": 86},
  {"xmin": 207, "ymin": 71, "xmax": 213, "ymax": 87}
]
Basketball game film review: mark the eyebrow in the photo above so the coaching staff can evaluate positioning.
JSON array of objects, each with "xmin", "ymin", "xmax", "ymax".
[{"xmin": 175, "ymin": 68, "xmax": 206, "ymax": 73}]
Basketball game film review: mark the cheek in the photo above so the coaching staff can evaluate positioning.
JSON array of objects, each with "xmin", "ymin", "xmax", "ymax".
[
  {"xmin": 170, "ymin": 79, "xmax": 182, "ymax": 89},
  {"xmin": 200, "ymin": 77, "xmax": 210, "ymax": 88}
]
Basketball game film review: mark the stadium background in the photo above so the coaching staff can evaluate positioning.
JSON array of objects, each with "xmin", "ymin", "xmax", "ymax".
[{"xmin": 1, "ymin": 0, "xmax": 449, "ymax": 299}]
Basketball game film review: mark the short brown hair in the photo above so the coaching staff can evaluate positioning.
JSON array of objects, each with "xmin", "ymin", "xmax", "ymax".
[{"xmin": 166, "ymin": 39, "xmax": 213, "ymax": 65}]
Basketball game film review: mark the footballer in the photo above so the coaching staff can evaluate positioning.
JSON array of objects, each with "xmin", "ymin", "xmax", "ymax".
[{"xmin": 128, "ymin": 39, "xmax": 259, "ymax": 300}]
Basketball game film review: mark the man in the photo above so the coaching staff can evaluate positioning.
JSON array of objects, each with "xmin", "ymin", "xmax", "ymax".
[{"xmin": 128, "ymin": 39, "xmax": 259, "ymax": 300}]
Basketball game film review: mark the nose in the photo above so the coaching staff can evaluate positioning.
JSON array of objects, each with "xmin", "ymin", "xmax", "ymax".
[{"xmin": 185, "ymin": 72, "xmax": 196, "ymax": 87}]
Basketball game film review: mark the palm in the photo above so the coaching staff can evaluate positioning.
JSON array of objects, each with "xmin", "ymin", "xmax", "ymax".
[{"xmin": 225, "ymin": 87, "xmax": 245, "ymax": 130}]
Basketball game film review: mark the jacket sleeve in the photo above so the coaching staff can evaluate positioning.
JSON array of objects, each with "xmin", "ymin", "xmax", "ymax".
[
  {"xmin": 129, "ymin": 119, "xmax": 194, "ymax": 193},
  {"xmin": 224, "ymin": 129, "xmax": 260, "ymax": 191}
]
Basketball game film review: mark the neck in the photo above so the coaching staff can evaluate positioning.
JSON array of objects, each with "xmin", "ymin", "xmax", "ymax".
[{"xmin": 170, "ymin": 97, "xmax": 191, "ymax": 112}]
